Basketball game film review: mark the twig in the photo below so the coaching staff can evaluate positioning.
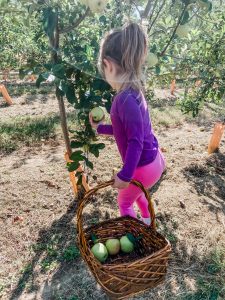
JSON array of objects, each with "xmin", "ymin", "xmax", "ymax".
[
  {"xmin": 59, "ymin": 8, "xmax": 90, "ymax": 34},
  {"xmin": 160, "ymin": 5, "xmax": 188, "ymax": 56},
  {"xmin": 196, "ymin": 14, "xmax": 218, "ymax": 24},
  {"xmin": 148, "ymin": 0, "xmax": 158, "ymax": 24},
  {"xmin": 188, "ymin": 7, "xmax": 201, "ymax": 22},
  {"xmin": 149, "ymin": 27, "xmax": 173, "ymax": 37}
]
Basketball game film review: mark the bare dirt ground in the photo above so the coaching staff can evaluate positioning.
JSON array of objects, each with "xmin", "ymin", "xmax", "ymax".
[{"xmin": 0, "ymin": 90, "xmax": 224, "ymax": 300}]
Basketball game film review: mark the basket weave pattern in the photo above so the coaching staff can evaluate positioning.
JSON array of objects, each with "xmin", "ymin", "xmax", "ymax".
[{"xmin": 77, "ymin": 180, "xmax": 171, "ymax": 299}]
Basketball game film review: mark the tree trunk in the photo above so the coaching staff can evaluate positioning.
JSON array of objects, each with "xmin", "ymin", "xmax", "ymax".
[{"xmin": 52, "ymin": 9, "xmax": 72, "ymax": 157}]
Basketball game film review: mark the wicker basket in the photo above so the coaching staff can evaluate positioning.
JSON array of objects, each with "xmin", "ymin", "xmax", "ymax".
[{"xmin": 77, "ymin": 180, "xmax": 171, "ymax": 299}]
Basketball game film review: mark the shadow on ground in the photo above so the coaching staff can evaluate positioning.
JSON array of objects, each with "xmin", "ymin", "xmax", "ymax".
[
  {"xmin": 9, "ymin": 166, "xmax": 225, "ymax": 300},
  {"xmin": 183, "ymin": 152, "xmax": 225, "ymax": 213}
]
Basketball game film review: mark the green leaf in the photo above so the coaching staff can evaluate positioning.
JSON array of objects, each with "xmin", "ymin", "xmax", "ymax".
[
  {"xmin": 70, "ymin": 151, "xmax": 85, "ymax": 162},
  {"xmin": 71, "ymin": 141, "xmax": 84, "ymax": 148},
  {"xmin": 91, "ymin": 234, "xmax": 99, "ymax": 244},
  {"xmin": 52, "ymin": 64, "xmax": 65, "ymax": 79},
  {"xmin": 59, "ymin": 80, "xmax": 68, "ymax": 93},
  {"xmin": 96, "ymin": 143, "xmax": 105, "ymax": 150},
  {"xmin": 36, "ymin": 73, "xmax": 49, "ymax": 88},
  {"xmin": 126, "ymin": 233, "xmax": 136, "ymax": 244},
  {"xmin": 44, "ymin": 63, "xmax": 53, "ymax": 71},
  {"xmin": 181, "ymin": 11, "xmax": 189, "ymax": 25},
  {"xmin": 99, "ymin": 15, "xmax": 107, "ymax": 24},
  {"xmin": 66, "ymin": 85, "xmax": 76, "ymax": 104},
  {"xmin": 67, "ymin": 162, "xmax": 80, "ymax": 172},
  {"xmin": 105, "ymin": 100, "xmax": 112, "ymax": 114},
  {"xmin": 89, "ymin": 145, "xmax": 99, "ymax": 158},
  {"xmin": 85, "ymin": 159, "xmax": 94, "ymax": 170},
  {"xmin": 150, "ymin": 44, "xmax": 157, "ymax": 53},
  {"xmin": 208, "ymin": 2, "xmax": 212, "ymax": 12},
  {"xmin": 92, "ymin": 79, "xmax": 110, "ymax": 92},
  {"xmin": 155, "ymin": 66, "xmax": 161, "ymax": 75}
]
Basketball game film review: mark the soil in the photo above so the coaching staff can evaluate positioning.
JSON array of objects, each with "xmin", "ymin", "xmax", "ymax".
[{"xmin": 0, "ymin": 90, "xmax": 224, "ymax": 300}]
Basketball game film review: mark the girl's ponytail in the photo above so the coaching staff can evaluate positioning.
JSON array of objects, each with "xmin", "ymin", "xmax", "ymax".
[
  {"xmin": 120, "ymin": 22, "xmax": 147, "ymax": 90},
  {"xmin": 99, "ymin": 22, "xmax": 147, "ymax": 91}
]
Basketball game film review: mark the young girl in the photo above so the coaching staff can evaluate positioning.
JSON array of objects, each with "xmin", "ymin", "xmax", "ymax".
[{"xmin": 90, "ymin": 22, "xmax": 165, "ymax": 225}]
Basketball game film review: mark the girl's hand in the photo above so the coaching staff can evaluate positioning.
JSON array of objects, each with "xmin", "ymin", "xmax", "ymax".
[
  {"xmin": 112, "ymin": 175, "xmax": 129, "ymax": 189},
  {"xmin": 89, "ymin": 113, "xmax": 104, "ymax": 129}
]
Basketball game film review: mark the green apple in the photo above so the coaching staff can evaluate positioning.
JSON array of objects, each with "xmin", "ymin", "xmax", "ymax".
[
  {"xmin": 120, "ymin": 236, "xmax": 134, "ymax": 254},
  {"xmin": 87, "ymin": 0, "xmax": 108, "ymax": 13},
  {"xmin": 105, "ymin": 239, "xmax": 120, "ymax": 255},
  {"xmin": 90, "ymin": 107, "xmax": 105, "ymax": 123},
  {"xmin": 147, "ymin": 52, "xmax": 158, "ymax": 67},
  {"xmin": 176, "ymin": 24, "xmax": 190, "ymax": 38},
  {"xmin": 91, "ymin": 242, "xmax": 108, "ymax": 263}
]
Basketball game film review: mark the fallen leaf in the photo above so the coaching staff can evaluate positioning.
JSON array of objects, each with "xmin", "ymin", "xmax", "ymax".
[
  {"xmin": 40, "ymin": 180, "xmax": 60, "ymax": 189},
  {"xmin": 179, "ymin": 200, "xmax": 186, "ymax": 209},
  {"xmin": 13, "ymin": 216, "xmax": 24, "ymax": 223}
]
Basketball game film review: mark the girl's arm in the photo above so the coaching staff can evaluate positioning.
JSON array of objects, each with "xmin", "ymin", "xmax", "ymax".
[
  {"xmin": 97, "ymin": 124, "xmax": 114, "ymax": 136},
  {"xmin": 117, "ymin": 97, "xmax": 144, "ymax": 182}
]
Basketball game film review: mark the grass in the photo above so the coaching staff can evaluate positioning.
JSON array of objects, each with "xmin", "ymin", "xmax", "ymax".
[
  {"xmin": 150, "ymin": 95, "xmax": 225, "ymax": 129},
  {"xmin": 30, "ymin": 235, "xmax": 80, "ymax": 273},
  {"xmin": 175, "ymin": 249, "xmax": 225, "ymax": 300},
  {"xmin": 0, "ymin": 111, "xmax": 80, "ymax": 154},
  {"xmin": 0, "ymin": 115, "xmax": 60, "ymax": 154},
  {"xmin": 6, "ymin": 84, "xmax": 54, "ymax": 97}
]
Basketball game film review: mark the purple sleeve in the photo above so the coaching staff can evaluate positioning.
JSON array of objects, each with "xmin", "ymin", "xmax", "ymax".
[
  {"xmin": 97, "ymin": 124, "xmax": 113, "ymax": 135},
  {"xmin": 117, "ymin": 97, "xmax": 144, "ymax": 182}
]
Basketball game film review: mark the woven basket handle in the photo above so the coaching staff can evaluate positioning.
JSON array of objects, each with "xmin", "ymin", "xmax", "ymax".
[{"xmin": 77, "ymin": 179, "xmax": 156, "ymax": 252}]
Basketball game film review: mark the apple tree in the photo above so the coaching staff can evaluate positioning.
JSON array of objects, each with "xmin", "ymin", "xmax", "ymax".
[{"xmin": 1, "ymin": 0, "xmax": 223, "ymax": 185}]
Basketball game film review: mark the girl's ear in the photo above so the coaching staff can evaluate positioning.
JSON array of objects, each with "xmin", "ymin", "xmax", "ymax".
[{"xmin": 103, "ymin": 58, "xmax": 112, "ymax": 72}]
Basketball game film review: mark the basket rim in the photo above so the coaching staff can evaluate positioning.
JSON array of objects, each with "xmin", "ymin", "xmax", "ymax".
[{"xmin": 80, "ymin": 215, "xmax": 172, "ymax": 268}]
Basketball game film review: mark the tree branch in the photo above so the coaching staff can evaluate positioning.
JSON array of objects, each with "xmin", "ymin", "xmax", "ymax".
[
  {"xmin": 131, "ymin": 0, "xmax": 142, "ymax": 18},
  {"xmin": 147, "ymin": 0, "xmax": 166, "ymax": 33},
  {"xmin": 160, "ymin": 5, "xmax": 188, "ymax": 56},
  {"xmin": 59, "ymin": 8, "xmax": 90, "ymax": 34},
  {"xmin": 142, "ymin": 0, "xmax": 152, "ymax": 19}
]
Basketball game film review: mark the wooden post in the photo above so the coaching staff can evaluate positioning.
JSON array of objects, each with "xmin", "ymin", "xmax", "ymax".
[
  {"xmin": 170, "ymin": 79, "xmax": 176, "ymax": 96},
  {"xmin": 0, "ymin": 84, "xmax": 13, "ymax": 105},
  {"xmin": 65, "ymin": 152, "xmax": 90, "ymax": 195},
  {"xmin": 208, "ymin": 122, "xmax": 225, "ymax": 154}
]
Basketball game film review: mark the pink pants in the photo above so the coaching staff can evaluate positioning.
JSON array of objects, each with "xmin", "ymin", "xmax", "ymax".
[{"xmin": 118, "ymin": 150, "xmax": 166, "ymax": 218}]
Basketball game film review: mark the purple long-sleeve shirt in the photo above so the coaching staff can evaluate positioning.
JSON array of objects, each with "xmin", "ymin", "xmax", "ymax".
[{"xmin": 97, "ymin": 88, "xmax": 158, "ymax": 182}]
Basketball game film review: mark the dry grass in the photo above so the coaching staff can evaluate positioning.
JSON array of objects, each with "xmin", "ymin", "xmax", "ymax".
[{"xmin": 0, "ymin": 92, "xmax": 225, "ymax": 299}]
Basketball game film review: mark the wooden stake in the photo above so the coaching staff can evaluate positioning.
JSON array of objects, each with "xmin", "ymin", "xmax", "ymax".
[
  {"xmin": 170, "ymin": 79, "xmax": 176, "ymax": 96},
  {"xmin": 208, "ymin": 122, "xmax": 225, "ymax": 154},
  {"xmin": 65, "ymin": 152, "xmax": 90, "ymax": 196},
  {"xmin": 0, "ymin": 84, "xmax": 13, "ymax": 105}
]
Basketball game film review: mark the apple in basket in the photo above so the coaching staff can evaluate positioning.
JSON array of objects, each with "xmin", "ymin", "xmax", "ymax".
[
  {"xmin": 105, "ymin": 239, "xmax": 120, "ymax": 255},
  {"xmin": 91, "ymin": 243, "xmax": 108, "ymax": 263},
  {"xmin": 120, "ymin": 235, "xmax": 134, "ymax": 254}
]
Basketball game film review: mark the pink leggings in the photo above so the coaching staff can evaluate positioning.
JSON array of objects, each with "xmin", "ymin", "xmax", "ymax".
[{"xmin": 118, "ymin": 150, "xmax": 166, "ymax": 218}]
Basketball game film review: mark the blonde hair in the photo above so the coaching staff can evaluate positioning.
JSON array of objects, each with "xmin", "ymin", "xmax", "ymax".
[{"xmin": 98, "ymin": 22, "xmax": 147, "ymax": 91}]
